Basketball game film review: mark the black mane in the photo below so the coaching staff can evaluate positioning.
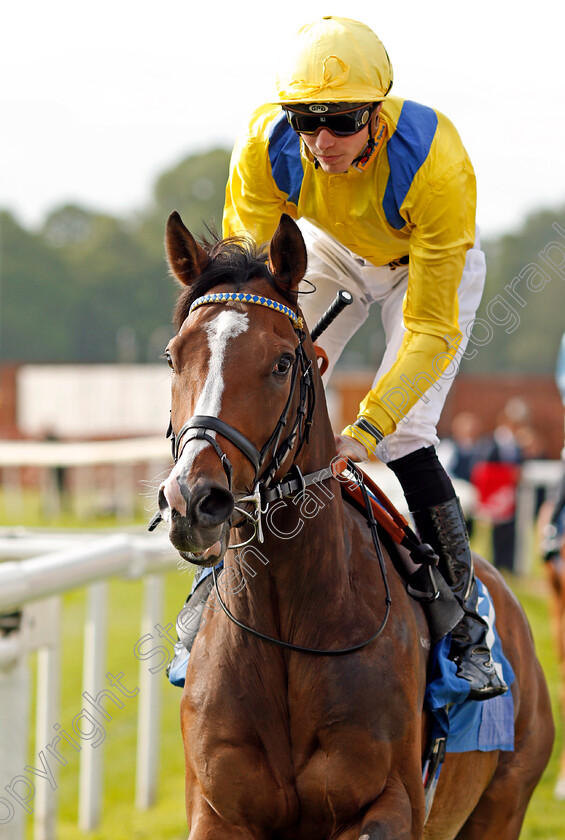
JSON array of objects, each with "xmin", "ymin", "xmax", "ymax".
[{"xmin": 173, "ymin": 234, "xmax": 297, "ymax": 332}]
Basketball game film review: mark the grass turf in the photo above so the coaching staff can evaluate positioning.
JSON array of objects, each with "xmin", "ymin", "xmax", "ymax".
[{"xmin": 1, "ymin": 507, "xmax": 560, "ymax": 838}]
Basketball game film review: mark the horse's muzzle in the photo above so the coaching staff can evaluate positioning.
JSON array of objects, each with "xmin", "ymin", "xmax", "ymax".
[{"xmin": 158, "ymin": 474, "xmax": 234, "ymax": 566}]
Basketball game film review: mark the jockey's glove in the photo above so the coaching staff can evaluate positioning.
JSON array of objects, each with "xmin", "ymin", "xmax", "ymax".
[
  {"xmin": 335, "ymin": 434, "xmax": 370, "ymax": 462},
  {"xmin": 341, "ymin": 417, "xmax": 384, "ymax": 459}
]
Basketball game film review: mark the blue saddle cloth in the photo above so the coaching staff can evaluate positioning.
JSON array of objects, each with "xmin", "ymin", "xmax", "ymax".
[{"xmin": 425, "ymin": 578, "xmax": 515, "ymax": 752}]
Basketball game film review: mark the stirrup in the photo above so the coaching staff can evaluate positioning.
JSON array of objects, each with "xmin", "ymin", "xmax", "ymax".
[
  {"xmin": 450, "ymin": 608, "xmax": 508, "ymax": 701},
  {"xmin": 452, "ymin": 646, "xmax": 508, "ymax": 701}
]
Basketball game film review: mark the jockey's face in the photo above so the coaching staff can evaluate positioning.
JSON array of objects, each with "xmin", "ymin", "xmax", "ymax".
[
  {"xmin": 300, "ymin": 126, "xmax": 370, "ymax": 173},
  {"xmin": 298, "ymin": 102, "xmax": 382, "ymax": 173}
]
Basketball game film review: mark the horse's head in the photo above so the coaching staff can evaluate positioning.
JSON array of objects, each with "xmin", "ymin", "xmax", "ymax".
[{"xmin": 158, "ymin": 211, "xmax": 313, "ymax": 566}]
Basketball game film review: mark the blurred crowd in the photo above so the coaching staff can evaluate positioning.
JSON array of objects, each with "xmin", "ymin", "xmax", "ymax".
[
  {"xmin": 439, "ymin": 399, "xmax": 544, "ymax": 570},
  {"xmin": 438, "ymin": 332, "xmax": 565, "ymax": 572}
]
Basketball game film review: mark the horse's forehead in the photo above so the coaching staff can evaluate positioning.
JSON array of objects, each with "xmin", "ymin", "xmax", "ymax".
[
  {"xmin": 183, "ymin": 301, "xmax": 291, "ymax": 346},
  {"xmin": 178, "ymin": 307, "xmax": 249, "ymax": 352},
  {"xmin": 203, "ymin": 308, "xmax": 249, "ymax": 345}
]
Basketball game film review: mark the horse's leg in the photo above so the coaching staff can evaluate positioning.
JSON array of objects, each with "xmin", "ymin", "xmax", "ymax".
[
  {"xmin": 452, "ymin": 777, "xmax": 529, "ymax": 839},
  {"xmin": 186, "ymin": 797, "xmax": 264, "ymax": 840},
  {"xmin": 453, "ymin": 743, "xmax": 551, "ymax": 840},
  {"xmin": 556, "ymin": 559, "xmax": 565, "ymax": 799},
  {"xmin": 334, "ymin": 780, "xmax": 420, "ymax": 840}
]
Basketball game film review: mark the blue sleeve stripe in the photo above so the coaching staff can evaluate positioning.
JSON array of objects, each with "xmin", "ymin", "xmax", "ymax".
[
  {"xmin": 383, "ymin": 101, "xmax": 439, "ymax": 230},
  {"xmin": 268, "ymin": 112, "xmax": 304, "ymax": 206}
]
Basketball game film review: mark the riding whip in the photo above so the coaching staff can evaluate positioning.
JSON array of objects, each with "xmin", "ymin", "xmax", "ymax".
[{"xmin": 311, "ymin": 289, "xmax": 353, "ymax": 342}]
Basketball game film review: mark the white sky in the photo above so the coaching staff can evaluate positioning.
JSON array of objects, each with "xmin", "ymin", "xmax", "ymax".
[{"xmin": 2, "ymin": 1, "xmax": 564, "ymax": 238}]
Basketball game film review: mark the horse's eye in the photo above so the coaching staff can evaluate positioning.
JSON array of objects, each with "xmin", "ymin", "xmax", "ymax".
[
  {"xmin": 273, "ymin": 354, "xmax": 293, "ymax": 377},
  {"xmin": 163, "ymin": 350, "xmax": 174, "ymax": 371}
]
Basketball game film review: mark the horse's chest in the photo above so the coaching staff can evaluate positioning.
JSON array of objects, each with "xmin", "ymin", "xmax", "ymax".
[{"xmin": 185, "ymin": 653, "xmax": 412, "ymax": 835}]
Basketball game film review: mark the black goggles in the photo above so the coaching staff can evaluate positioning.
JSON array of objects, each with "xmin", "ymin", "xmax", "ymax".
[{"xmin": 284, "ymin": 105, "xmax": 374, "ymax": 137}]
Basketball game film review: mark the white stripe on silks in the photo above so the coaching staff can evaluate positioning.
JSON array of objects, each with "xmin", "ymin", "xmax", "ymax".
[{"xmin": 477, "ymin": 584, "xmax": 504, "ymax": 681}]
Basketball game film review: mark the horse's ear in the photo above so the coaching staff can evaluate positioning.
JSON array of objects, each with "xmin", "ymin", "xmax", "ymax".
[
  {"xmin": 165, "ymin": 211, "xmax": 209, "ymax": 286},
  {"xmin": 268, "ymin": 214, "xmax": 307, "ymax": 291}
]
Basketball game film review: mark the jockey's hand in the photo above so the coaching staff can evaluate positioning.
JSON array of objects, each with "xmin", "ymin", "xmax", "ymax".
[{"xmin": 334, "ymin": 434, "xmax": 369, "ymax": 462}]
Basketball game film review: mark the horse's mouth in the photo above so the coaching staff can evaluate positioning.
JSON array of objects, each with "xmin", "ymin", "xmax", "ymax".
[{"xmin": 172, "ymin": 525, "xmax": 230, "ymax": 567}]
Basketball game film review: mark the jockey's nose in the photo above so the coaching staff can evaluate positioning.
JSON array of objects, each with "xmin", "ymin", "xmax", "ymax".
[{"xmin": 316, "ymin": 128, "xmax": 335, "ymax": 149}]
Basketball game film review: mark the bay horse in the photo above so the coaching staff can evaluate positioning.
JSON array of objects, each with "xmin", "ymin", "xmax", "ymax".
[
  {"xmin": 538, "ymin": 500, "xmax": 565, "ymax": 799},
  {"xmin": 547, "ymin": 548, "xmax": 565, "ymax": 799},
  {"xmin": 158, "ymin": 211, "xmax": 554, "ymax": 839}
]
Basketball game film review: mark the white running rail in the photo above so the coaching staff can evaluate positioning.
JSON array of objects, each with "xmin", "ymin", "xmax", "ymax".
[{"xmin": 0, "ymin": 531, "xmax": 179, "ymax": 840}]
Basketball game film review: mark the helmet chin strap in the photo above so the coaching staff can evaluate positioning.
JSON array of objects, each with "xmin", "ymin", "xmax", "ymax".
[
  {"xmin": 352, "ymin": 108, "xmax": 386, "ymax": 171},
  {"xmin": 352, "ymin": 135, "xmax": 376, "ymax": 166}
]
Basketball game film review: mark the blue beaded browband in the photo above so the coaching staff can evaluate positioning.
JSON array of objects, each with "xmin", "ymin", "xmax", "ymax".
[{"xmin": 188, "ymin": 292, "xmax": 303, "ymax": 331}]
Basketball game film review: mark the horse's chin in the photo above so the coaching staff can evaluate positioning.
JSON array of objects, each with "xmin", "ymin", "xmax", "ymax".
[{"xmin": 174, "ymin": 528, "xmax": 230, "ymax": 568}]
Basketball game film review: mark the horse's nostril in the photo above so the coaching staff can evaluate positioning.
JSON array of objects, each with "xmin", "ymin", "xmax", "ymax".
[{"xmin": 196, "ymin": 488, "xmax": 234, "ymax": 525}]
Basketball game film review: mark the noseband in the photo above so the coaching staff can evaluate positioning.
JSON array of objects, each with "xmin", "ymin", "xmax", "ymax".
[{"xmin": 168, "ymin": 292, "xmax": 316, "ymax": 522}]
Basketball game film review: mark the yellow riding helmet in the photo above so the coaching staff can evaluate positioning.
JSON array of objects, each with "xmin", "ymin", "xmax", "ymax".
[{"xmin": 275, "ymin": 16, "xmax": 393, "ymax": 105}]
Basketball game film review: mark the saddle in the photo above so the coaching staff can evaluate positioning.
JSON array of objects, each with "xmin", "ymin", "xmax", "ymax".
[{"xmin": 340, "ymin": 464, "xmax": 464, "ymax": 642}]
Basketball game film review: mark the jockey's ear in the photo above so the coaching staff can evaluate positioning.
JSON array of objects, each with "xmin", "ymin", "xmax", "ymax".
[
  {"xmin": 268, "ymin": 214, "xmax": 308, "ymax": 292},
  {"xmin": 165, "ymin": 211, "xmax": 209, "ymax": 286}
]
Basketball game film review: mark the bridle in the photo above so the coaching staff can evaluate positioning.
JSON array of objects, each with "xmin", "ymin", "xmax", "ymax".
[
  {"xmin": 165, "ymin": 291, "xmax": 316, "ymax": 544},
  {"xmin": 152, "ymin": 289, "xmax": 391, "ymax": 655}
]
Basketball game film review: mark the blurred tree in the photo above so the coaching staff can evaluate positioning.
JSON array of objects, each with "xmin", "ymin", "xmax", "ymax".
[
  {"xmin": 42, "ymin": 204, "xmax": 176, "ymax": 362},
  {"xmin": 135, "ymin": 147, "xmax": 230, "ymax": 258},
  {"xmin": 1, "ymin": 151, "xmax": 563, "ymax": 371},
  {"xmin": 472, "ymin": 205, "xmax": 565, "ymax": 374},
  {"xmin": 0, "ymin": 211, "xmax": 73, "ymax": 361}
]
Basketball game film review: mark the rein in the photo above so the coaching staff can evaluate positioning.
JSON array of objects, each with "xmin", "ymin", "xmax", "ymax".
[{"xmin": 213, "ymin": 459, "xmax": 392, "ymax": 656}]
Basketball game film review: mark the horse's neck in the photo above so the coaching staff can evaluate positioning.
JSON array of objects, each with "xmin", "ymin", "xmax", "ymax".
[
  {"xmin": 264, "ymin": 383, "xmax": 351, "ymax": 590},
  {"xmin": 228, "ymin": 372, "xmax": 353, "ymax": 618},
  {"xmin": 230, "ymin": 452, "xmax": 351, "ymax": 619}
]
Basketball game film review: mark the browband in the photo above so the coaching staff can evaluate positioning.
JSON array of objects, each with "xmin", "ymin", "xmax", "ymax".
[{"xmin": 189, "ymin": 293, "xmax": 303, "ymax": 331}]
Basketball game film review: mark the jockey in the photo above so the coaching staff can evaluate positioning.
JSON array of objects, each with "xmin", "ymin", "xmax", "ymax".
[
  {"xmin": 217, "ymin": 16, "xmax": 506, "ymax": 701},
  {"xmin": 168, "ymin": 16, "xmax": 507, "ymax": 700},
  {"xmin": 541, "ymin": 331, "xmax": 565, "ymax": 562}
]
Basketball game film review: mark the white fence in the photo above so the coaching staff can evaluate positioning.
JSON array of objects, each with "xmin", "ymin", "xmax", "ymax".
[
  {"xmin": 0, "ymin": 437, "xmax": 172, "ymax": 521},
  {"xmin": 514, "ymin": 458, "xmax": 563, "ymax": 574},
  {"xmin": 0, "ymin": 531, "xmax": 180, "ymax": 840}
]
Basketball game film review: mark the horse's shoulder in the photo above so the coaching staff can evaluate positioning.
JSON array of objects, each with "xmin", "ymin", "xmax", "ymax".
[{"xmin": 473, "ymin": 553, "xmax": 524, "ymax": 616}]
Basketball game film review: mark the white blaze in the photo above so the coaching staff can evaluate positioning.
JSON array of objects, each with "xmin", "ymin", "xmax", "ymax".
[{"xmin": 176, "ymin": 309, "xmax": 248, "ymax": 473}]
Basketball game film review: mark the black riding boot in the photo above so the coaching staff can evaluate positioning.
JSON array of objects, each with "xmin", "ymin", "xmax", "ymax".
[{"xmin": 412, "ymin": 497, "xmax": 508, "ymax": 701}]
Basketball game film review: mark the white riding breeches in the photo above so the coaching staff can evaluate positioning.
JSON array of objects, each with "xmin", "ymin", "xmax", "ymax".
[{"xmin": 297, "ymin": 219, "xmax": 486, "ymax": 463}]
